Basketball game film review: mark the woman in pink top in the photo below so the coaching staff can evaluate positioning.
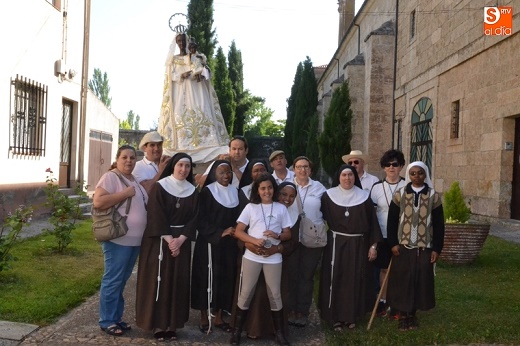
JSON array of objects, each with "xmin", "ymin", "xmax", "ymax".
[{"xmin": 93, "ymin": 144, "xmax": 148, "ymax": 336}]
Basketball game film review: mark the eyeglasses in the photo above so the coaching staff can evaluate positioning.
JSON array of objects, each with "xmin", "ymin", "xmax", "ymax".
[
  {"xmin": 409, "ymin": 170, "xmax": 425, "ymax": 176},
  {"xmin": 294, "ymin": 165, "xmax": 310, "ymax": 170},
  {"xmin": 384, "ymin": 162, "xmax": 400, "ymax": 168},
  {"xmin": 348, "ymin": 160, "xmax": 360, "ymax": 165}
]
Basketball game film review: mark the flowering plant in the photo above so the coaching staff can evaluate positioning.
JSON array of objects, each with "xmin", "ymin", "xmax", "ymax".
[{"xmin": 0, "ymin": 205, "xmax": 33, "ymax": 272}]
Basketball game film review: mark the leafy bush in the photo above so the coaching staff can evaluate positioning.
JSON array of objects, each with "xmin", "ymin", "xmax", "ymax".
[
  {"xmin": 0, "ymin": 205, "xmax": 33, "ymax": 272},
  {"xmin": 43, "ymin": 168, "xmax": 87, "ymax": 253},
  {"xmin": 443, "ymin": 181, "xmax": 471, "ymax": 223}
]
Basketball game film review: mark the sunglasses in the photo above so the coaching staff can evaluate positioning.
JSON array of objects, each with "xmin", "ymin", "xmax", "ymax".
[
  {"xmin": 409, "ymin": 170, "xmax": 425, "ymax": 176},
  {"xmin": 348, "ymin": 160, "xmax": 360, "ymax": 165},
  {"xmin": 384, "ymin": 162, "xmax": 400, "ymax": 168}
]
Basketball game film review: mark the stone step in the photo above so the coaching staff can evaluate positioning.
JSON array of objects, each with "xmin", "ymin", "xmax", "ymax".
[{"xmin": 493, "ymin": 219, "xmax": 520, "ymax": 232}]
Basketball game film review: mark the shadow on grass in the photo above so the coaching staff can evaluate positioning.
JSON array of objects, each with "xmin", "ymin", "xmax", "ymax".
[{"xmin": 321, "ymin": 236, "xmax": 520, "ymax": 345}]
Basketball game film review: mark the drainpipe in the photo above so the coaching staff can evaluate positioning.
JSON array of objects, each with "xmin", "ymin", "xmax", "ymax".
[
  {"xmin": 79, "ymin": 0, "xmax": 91, "ymax": 183},
  {"xmin": 391, "ymin": 0, "xmax": 399, "ymax": 148}
]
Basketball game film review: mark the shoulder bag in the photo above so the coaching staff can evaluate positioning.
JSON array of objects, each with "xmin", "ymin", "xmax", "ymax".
[
  {"xmin": 91, "ymin": 170, "xmax": 132, "ymax": 242},
  {"xmin": 296, "ymin": 192, "xmax": 327, "ymax": 248}
]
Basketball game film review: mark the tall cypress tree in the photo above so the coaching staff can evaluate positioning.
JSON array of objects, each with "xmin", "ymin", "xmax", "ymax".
[
  {"xmin": 318, "ymin": 81, "xmax": 352, "ymax": 178},
  {"xmin": 187, "ymin": 0, "xmax": 217, "ymax": 70},
  {"xmin": 306, "ymin": 112, "xmax": 320, "ymax": 179},
  {"xmin": 228, "ymin": 41, "xmax": 245, "ymax": 135},
  {"xmin": 213, "ymin": 46, "xmax": 236, "ymax": 134},
  {"xmin": 291, "ymin": 57, "xmax": 318, "ymax": 159},
  {"xmin": 284, "ymin": 62, "xmax": 303, "ymax": 163}
]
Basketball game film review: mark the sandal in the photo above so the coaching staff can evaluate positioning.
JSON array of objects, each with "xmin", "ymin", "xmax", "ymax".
[
  {"xmin": 165, "ymin": 331, "xmax": 177, "ymax": 340},
  {"xmin": 214, "ymin": 322, "xmax": 233, "ymax": 332},
  {"xmin": 333, "ymin": 322, "xmax": 343, "ymax": 332},
  {"xmin": 408, "ymin": 316, "xmax": 418, "ymax": 330},
  {"xmin": 154, "ymin": 331, "xmax": 166, "ymax": 341},
  {"xmin": 101, "ymin": 324, "xmax": 123, "ymax": 336},
  {"xmin": 117, "ymin": 321, "xmax": 132, "ymax": 331},
  {"xmin": 199, "ymin": 324, "xmax": 212, "ymax": 334},
  {"xmin": 398, "ymin": 317, "xmax": 409, "ymax": 332}
]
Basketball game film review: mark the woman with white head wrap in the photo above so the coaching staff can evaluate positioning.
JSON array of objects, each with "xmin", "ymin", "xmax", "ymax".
[
  {"xmin": 135, "ymin": 153, "xmax": 199, "ymax": 341},
  {"xmin": 318, "ymin": 164, "xmax": 383, "ymax": 332},
  {"xmin": 191, "ymin": 160, "xmax": 240, "ymax": 334},
  {"xmin": 386, "ymin": 161, "xmax": 445, "ymax": 331}
]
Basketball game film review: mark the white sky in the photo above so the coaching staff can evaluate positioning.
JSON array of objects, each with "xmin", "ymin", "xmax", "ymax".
[{"xmin": 89, "ymin": 0, "xmax": 363, "ymax": 130}]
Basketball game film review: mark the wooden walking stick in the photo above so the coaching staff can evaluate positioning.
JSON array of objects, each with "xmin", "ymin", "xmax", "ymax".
[{"xmin": 367, "ymin": 258, "xmax": 393, "ymax": 331}]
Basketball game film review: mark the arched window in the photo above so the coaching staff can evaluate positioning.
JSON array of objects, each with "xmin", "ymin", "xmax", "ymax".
[{"xmin": 410, "ymin": 97, "xmax": 433, "ymax": 173}]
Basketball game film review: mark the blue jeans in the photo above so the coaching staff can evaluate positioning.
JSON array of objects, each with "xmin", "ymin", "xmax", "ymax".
[{"xmin": 99, "ymin": 241, "xmax": 140, "ymax": 328}]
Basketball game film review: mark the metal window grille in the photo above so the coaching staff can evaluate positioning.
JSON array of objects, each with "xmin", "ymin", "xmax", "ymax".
[
  {"xmin": 450, "ymin": 100, "xmax": 460, "ymax": 139},
  {"xmin": 9, "ymin": 75, "xmax": 47, "ymax": 157}
]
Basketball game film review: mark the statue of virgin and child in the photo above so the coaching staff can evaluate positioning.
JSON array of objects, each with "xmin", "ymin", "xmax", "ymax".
[{"xmin": 158, "ymin": 21, "xmax": 229, "ymax": 163}]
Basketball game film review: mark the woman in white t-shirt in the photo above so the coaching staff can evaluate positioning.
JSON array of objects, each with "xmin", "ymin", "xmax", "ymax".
[{"xmin": 230, "ymin": 173, "xmax": 292, "ymax": 346}]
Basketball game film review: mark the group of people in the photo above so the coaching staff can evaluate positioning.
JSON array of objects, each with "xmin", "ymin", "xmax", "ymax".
[{"xmin": 92, "ymin": 130, "xmax": 445, "ymax": 343}]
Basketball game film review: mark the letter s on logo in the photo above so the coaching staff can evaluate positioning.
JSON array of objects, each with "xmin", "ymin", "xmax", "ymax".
[{"xmin": 484, "ymin": 7, "xmax": 500, "ymax": 25}]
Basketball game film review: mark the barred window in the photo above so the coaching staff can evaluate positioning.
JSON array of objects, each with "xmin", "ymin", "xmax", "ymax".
[
  {"xmin": 9, "ymin": 75, "xmax": 47, "ymax": 157},
  {"xmin": 450, "ymin": 100, "xmax": 460, "ymax": 139}
]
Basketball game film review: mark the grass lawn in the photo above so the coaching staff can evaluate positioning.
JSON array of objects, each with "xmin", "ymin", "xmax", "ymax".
[
  {"xmin": 323, "ymin": 235, "xmax": 520, "ymax": 345},
  {"xmin": 0, "ymin": 220, "xmax": 103, "ymax": 325},
  {"xmin": 1, "ymin": 222, "xmax": 520, "ymax": 345}
]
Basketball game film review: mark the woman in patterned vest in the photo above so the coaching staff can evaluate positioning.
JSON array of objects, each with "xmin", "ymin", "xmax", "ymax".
[{"xmin": 386, "ymin": 161, "xmax": 445, "ymax": 331}]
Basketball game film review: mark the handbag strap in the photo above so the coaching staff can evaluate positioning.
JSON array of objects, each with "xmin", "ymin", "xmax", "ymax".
[
  {"xmin": 110, "ymin": 170, "xmax": 132, "ymax": 214},
  {"xmin": 295, "ymin": 190, "xmax": 304, "ymax": 215}
]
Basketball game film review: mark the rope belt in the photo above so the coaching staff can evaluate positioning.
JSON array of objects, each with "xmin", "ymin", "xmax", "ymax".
[
  {"xmin": 328, "ymin": 230, "xmax": 363, "ymax": 308},
  {"xmin": 155, "ymin": 225, "xmax": 184, "ymax": 302},
  {"xmin": 206, "ymin": 243, "xmax": 213, "ymax": 334}
]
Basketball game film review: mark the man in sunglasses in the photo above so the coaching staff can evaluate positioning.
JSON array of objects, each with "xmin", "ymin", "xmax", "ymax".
[{"xmin": 341, "ymin": 150, "xmax": 379, "ymax": 191}]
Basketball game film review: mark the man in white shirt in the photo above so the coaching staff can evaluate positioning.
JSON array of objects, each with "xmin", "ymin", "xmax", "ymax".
[
  {"xmin": 269, "ymin": 150, "xmax": 294, "ymax": 185},
  {"xmin": 342, "ymin": 149, "xmax": 379, "ymax": 191},
  {"xmin": 132, "ymin": 131, "xmax": 171, "ymax": 193}
]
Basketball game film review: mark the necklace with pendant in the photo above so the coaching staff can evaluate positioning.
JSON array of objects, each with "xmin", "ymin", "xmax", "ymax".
[
  {"xmin": 261, "ymin": 203, "xmax": 274, "ymax": 249},
  {"xmin": 345, "ymin": 207, "xmax": 350, "ymax": 217},
  {"xmin": 175, "ymin": 197, "xmax": 181, "ymax": 209}
]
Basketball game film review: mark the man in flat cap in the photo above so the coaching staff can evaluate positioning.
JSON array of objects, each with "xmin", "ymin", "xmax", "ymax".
[
  {"xmin": 132, "ymin": 131, "xmax": 171, "ymax": 193},
  {"xmin": 269, "ymin": 150, "xmax": 294, "ymax": 185},
  {"xmin": 342, "ymin": 149, "xmax": 379, "ymax": 191}
]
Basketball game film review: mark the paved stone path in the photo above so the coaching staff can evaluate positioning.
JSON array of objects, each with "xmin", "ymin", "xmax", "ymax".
[{"xmin": 1, "ymin": 218, "xmax": 519, "ymax": 345}]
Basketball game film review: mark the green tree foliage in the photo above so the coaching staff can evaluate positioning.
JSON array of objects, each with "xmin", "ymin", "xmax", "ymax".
[
  {"xmin": 306, "ymin": 113, "xmax": 320, "ymax": 179},
  {"xmin": 234, "ymin": 90, "xmax": 259, "ymax": 136},
  {"xmin": 187, "ymin": 0, "xmax": 217, "ymax": 71},
  {"xmin": 228, "ymin": 41, "xmax": 246, "ymax": 135},
  {"xmin": 291, "ymin": 57, "xmax": 318, "ymax": 159},
  {"xmin": 213, "ymin": 47, "xmax": 235, "ymax": 133},
  {"xmin": 119, "ymin": 110, "xmax": 140, "ymax": 130},
  {"xmin": 88, "ymin": 68, "xmax": 112, "ymax": 109},
  {"xmin": 443, "ymin": 181, "xmax": 471, "ymax": 223},
  {"xmin": 244, "ymin": 99, "xmax": 283, "ymax": 137},
  {"xmin": 284, "ymin": 62, "xmax": 303, "ymax": 163},
  {"xmin": 318, "ymin": 81, "xmax": 352, "ymax": 178}
]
